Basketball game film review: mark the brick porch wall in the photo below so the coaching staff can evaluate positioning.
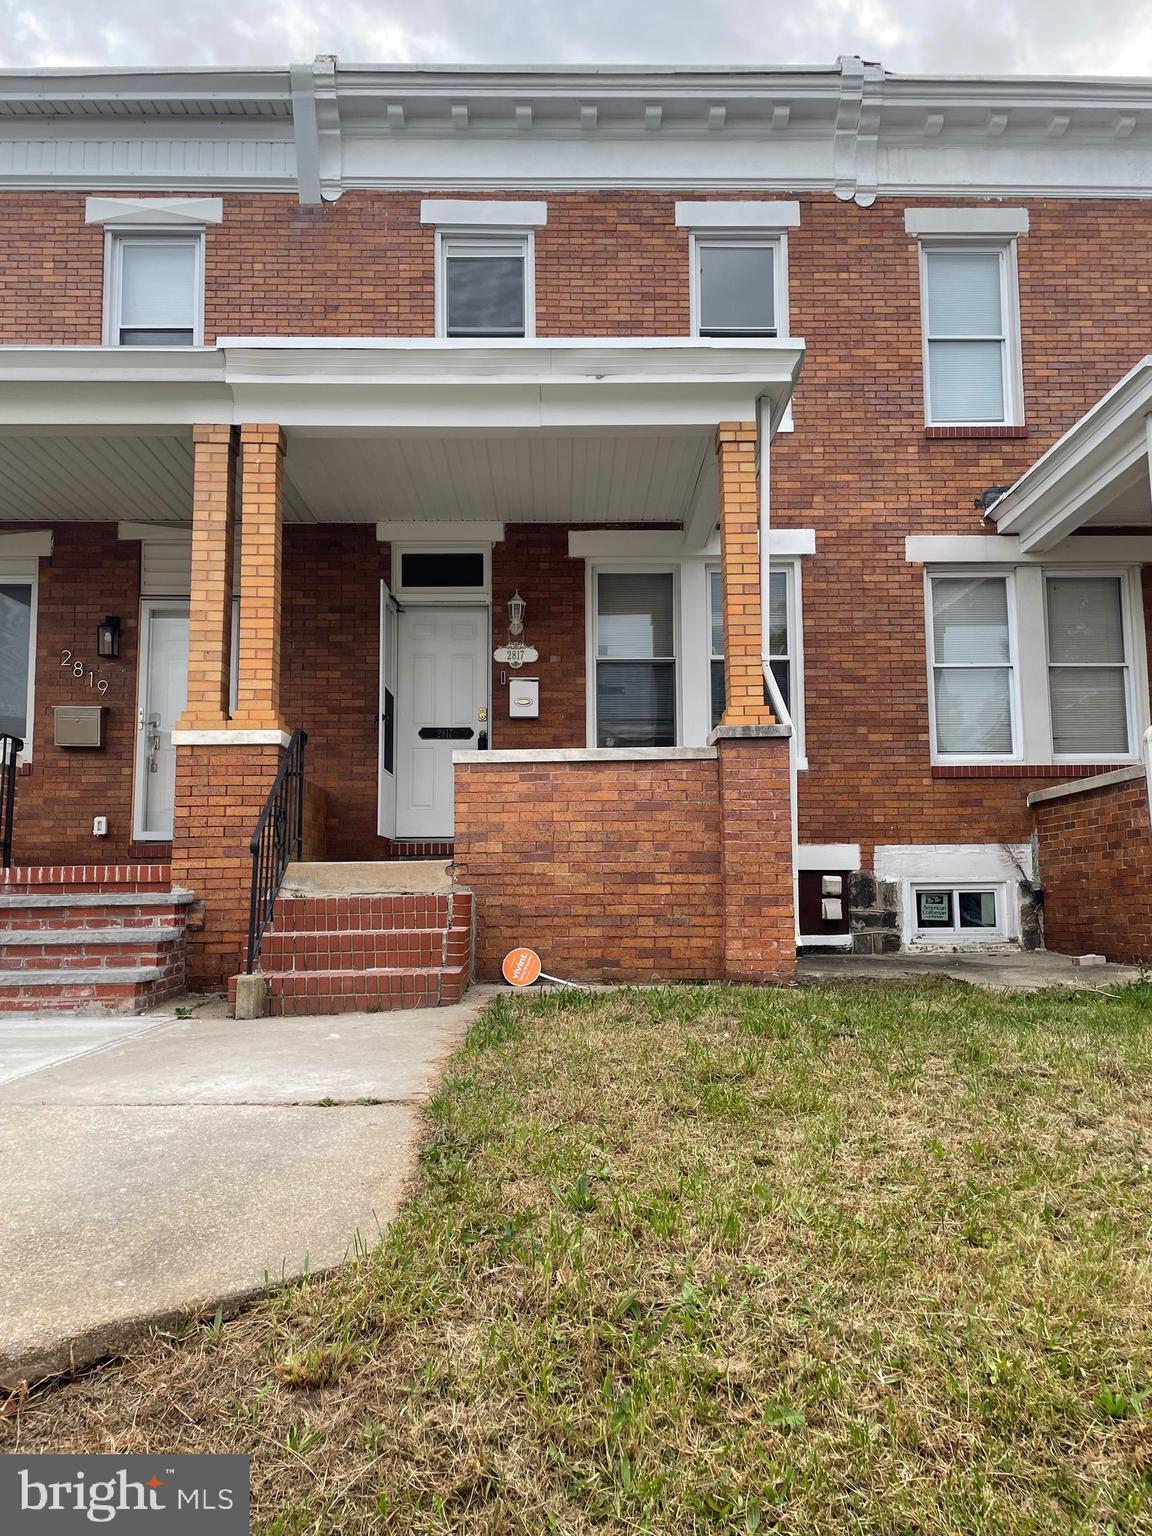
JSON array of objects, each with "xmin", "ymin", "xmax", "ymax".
[
  {"xmin": 453, "ymin": 739, "xmax": 795, "ymax": 984},
  {"xmin": 1030, "ymin": 769, "xmax": 1152, "ymax": 965}
]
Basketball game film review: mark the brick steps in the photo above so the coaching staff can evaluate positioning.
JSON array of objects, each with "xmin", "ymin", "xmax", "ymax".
[
  {"xmin": 230, "ymin": 885, "xmax": 473, "ymax": 1017},
  {"xmin": 0, "ymin": 889, "xmax": 191, "ymax": 1013}
]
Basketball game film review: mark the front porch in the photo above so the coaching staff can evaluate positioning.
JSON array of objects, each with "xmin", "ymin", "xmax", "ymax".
[{"xmin": 0, "ymin": 338, "xmax": 803, "ymax": 1001}]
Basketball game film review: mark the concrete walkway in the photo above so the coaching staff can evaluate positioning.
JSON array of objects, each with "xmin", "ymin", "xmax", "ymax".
[
  {"xmin": 800, "ymin": 950, "xmax": 1142, "ymax": 991},
  {"xmin": 0, "ymin": 992, "xmax": 491, "ymax": 1387}
]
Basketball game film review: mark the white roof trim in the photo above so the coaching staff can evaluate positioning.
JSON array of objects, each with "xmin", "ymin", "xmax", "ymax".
[
  {"xmin": 675, "ymin": 200, "xmax": 801, "ymax": 229},
  {"xmin": 906, "ymin": 533, "xmax": 1152, "ymax": 564},
  {"xmin": 904, "ymin": 207, "xmax": 1029, "ymax": 237},
  {"xmin": 85, "ymin": 197, "xmax": 223, "ymax": 227},
  {"xmin": 0, "ymin": 529, "xmax": 52, "ymax": 557},
  {"xmin": 118, "ymin": 521, "xmax": 192, "ymax": 544},
  {"xmin": 420, "ymin": 199, "xmax": 547, "ymax": 227}
]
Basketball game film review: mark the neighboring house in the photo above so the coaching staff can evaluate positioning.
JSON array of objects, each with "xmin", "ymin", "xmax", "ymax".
[{"xmin": 0, "ymin": 55, "xmax": 1150, "ymax": 1008}]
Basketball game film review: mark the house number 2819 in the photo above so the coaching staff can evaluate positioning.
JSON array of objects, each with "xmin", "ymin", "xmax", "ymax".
[{"xmin": 59, "ymin": 650, "xmax": 110, "ymax": 696}]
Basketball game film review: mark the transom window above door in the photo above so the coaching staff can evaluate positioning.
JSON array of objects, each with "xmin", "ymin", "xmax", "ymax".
[
  {"xmin": 439, "ymin": 235, "xmax": 532, "ymax": 338},
  {"xmin": 594, "ymin": 571, "xmax": 677, "ymax": 748},
  {"xmin": 106, "ymin": 233, "xmax": 202, "ymax": 346}
]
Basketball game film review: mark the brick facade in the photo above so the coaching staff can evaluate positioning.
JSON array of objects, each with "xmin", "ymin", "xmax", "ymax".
[
  {"xmin": 1031, "ymin": 772, "xmax": 1152, "ymax": 965},
  {"xmin": 454, "ymin": 740, "xmax": 795, "ymax": 984}
]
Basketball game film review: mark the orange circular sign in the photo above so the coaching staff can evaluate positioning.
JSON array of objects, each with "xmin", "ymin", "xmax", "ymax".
[{"xmin": 502, "ymin": 947, "xmax": 543, "ymax": 987}]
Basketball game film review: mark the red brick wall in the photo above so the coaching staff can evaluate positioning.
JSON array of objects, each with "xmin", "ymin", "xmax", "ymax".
[
  {"xmin": 1032, "ymin": 772, "xmax": 1152, "ymax": 964},
  {"xmin": 2, "ymin": 188, "xmax": 1152, "ymax": 873},
  {"xmin": 716, "ymin": 732, "xmax": 796, "ymax": 982}
]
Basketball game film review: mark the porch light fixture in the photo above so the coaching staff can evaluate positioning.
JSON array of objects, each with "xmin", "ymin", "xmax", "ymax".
[
  {"xmin": 507, "ymin": 590, "xmax": 526, "ymax": 636},
  {"xmin": 96, "ymin": 615, "xmax": 121, "ymax": 659}
]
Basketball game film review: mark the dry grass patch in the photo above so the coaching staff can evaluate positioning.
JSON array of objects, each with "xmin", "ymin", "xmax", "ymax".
[{"xmin": 6, "ymin": 980, "xmax": 1152, "ymax": 1533}]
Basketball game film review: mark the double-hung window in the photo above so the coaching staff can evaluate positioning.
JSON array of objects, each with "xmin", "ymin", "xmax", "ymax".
[
  {"xmin": 594, "ymin": 571, "xmax": 676, "ymax": 747},
  {"xmin": 709, "ymin": 566, "xmax": 793, "ymax": 730},
  {"xmin": 0, "ymin": 562, "xmax": 37, "ymax": 753},
  {"xmin": 693, "ymin": 237, "xmax": 779, "ymax": 337},
  {"xmin": 1045, "ymin": 575, "xmax": 1132, "ymax": 757},
  {"xmin": 439, "ymin": 235, "xmax": 531, "ymax": 338},
  {"xmin": 927, "ymin": 574, "xmax": 1017, "ymax": 759},
  {"xmin": 920, "ymin": 244, "xmax": 1020, "ymax": 425},
  {"xmin": 106, "ymin": 233, "xmax": 202, "ymax": 346}
]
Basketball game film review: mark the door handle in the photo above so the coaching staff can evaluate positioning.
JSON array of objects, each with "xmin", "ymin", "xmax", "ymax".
[{"xmin": 478, "ymin": 730, "xmax": 488, "ymax": 750}]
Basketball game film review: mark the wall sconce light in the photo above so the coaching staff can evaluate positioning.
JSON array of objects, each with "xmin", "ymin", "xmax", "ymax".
[
  {"xmin": 97, "ymin": 615, "xmax": 121, "ymax": 659},
  {"xmin": 507, "ymin": 590, "xmax": 526, "ymax": 637}
]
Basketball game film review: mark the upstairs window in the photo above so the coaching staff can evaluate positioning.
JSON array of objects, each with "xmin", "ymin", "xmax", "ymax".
[
  {"xmin": 693, "ymin": 237, "xmax": 779, "ymax": 338},
  {"xmin": 920, "ymin": 244, "xmax": 1021, "ymax": 425},
  {"xmin": 107, "ymin": 234, "xmax": 201, "ymax": 346},
  {"xmin": 439, "ymin": 234, "xmax": 531, "ymax": 338}
]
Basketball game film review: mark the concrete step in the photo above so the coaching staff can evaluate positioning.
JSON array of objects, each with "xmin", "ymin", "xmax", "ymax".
[
  {"xmin": 229, "ymin": 962, "xmax": 470, "ymax": 1017},
  {"xmin": 260, "ymin": 926, "xmax": 469, "ymax": 972},
  {"xmin": 281, "ymin": 860, "xmax": 452, "ymax": 896}
]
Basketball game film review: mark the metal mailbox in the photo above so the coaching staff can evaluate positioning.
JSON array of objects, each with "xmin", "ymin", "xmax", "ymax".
[{"xmin": 54, "ymin": 704, "xmax": 107, "ymax": 748}]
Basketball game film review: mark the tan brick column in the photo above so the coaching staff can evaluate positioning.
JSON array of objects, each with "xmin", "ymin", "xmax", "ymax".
[
  {"xmin": 232, "ymin": 423, "xmax": 287, "ymax": 732},
  {"xmin": 716, "ymin": 422, "xmax": 774, "ymax": 726},
  {"xmin": 175, "ymin": 424, "xmax": 237, "ymax": 731}
]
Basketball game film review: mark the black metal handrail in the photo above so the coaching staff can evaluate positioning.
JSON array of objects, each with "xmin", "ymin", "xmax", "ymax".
[
  {"xmin": 0, "ymin": 734, "xmax": 21, "ymax": 869},
  {"xmin": 246, "ymin": 728, "xmax": 307, "ymax": 973}
]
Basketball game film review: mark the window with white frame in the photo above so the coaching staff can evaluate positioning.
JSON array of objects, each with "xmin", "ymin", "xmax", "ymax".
[
  {"xmin": 1045, "ymin": 574, "xmax": 1132, "ymax": 757},
  {"xmin": 920, "ymin": 243, "xmax": 1021, "ymax": 425},
  {"xmin": 708, "ymin": 565, "xmax": 794, "ymax": 729},
  {"xmin": 927, "ymin": 574, "xmax": 1017, "ymax": 759},
  {"xmin": 594, "ymin": 571, "xmax": 676, "ymax": 747},
  {"xmin": 438, "ymin": 234, "xmax": 531, "ymax": 338},
  {"xmin": 0, "ymin": 564, "xmax": 37, "ymax": 751},
  {"xmin": 692, "ymin": 236, "xmax": 780, "ymax": 338},
  {"xmin": 106, "ymin": 233, "xmax": 202, "ymax": 346},
  {"xmin": 912, "ymin": 884, "xmax": 1003, "ymax": 939}
]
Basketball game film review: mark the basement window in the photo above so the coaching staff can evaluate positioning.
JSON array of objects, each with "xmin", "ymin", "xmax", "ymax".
[
  {"xmin": 912, "ymin": 885, "xmax": 1003, "ymax": 940},
  {"xmin": 106, "ymin": 233, "xmax": 203, "ymax": 346}
]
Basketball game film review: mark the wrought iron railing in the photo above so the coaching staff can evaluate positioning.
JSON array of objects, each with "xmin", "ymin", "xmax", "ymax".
[
  {"xmin": 0, "ymin": 734, "xmax": 22, "ymax": 869},
  {"xmin": 246, "ymin": 728, "xmax": 307, "ymax": 973}
]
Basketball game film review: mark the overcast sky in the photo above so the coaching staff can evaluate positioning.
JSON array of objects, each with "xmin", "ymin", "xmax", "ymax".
[{"xmin": 0, "ymin": 0, "xmax": 1148, "ymax": 77}]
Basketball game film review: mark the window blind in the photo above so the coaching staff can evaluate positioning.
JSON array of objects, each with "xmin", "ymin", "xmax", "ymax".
[{"xmin": 925, "ymin": 249, "xmax": 1007, "ymax": 423}]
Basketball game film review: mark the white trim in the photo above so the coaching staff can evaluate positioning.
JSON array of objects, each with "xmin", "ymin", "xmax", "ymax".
[
  {"xmin": 377, "ymin": 579, "xmax": 398, "ymax": 839},
  {"xmin": 797, "ymin": 843, "xmax": 861, "ymax": 871},
  {"xmin": 453, "ymin": 746, "xmax": 716, "ymax": 764},
  {"xmin": 875, "ymin": 842, "xmax": 1033, "ymax": 883},
  {"xmin": 103, "ymin": 228, "xmax": 205, "ymax": 349},
  {"xmin": 0, "ymin": 555, "xmax": 39, "ymax": 760},
  {"xmin": 907, "ymin": 534, "xmax": 1152, "ymax": 564},
  {"xmin": 1028, "ymin": 764, "xmax": 1146, "ymax": 805},
  {"xmin": 377, "ymin": 520, "xmax": 504, "ymax": 544},
  {"xmin": 85, "ymin": 197, "xmax": 223, "ymax": 228},
  {"xmin": 569, "ymin": 527, "xmax": 814, "ymax": 560},
  {"xmin": 434, "ymin": 228, "xmax": 536, "ymax": 341},
  {"xmin": 390, "ymin": 543, "xmax": 492, "ymax": 600},
  {"xmin": 918, "ymin": 237, "xmax": 1024, "ymax": 428},
  {"xmin": 800, "ymin": 932, "xmax": 855, "ymax": 949},
  {"xmin": 420, "ymin": 198, "xmax": 547, "ymax": 227},
  {"xmin": 117, "ymin": 522, "xmax": 192, "ymax": 546},
  {"xmin": 675, "ymin": 200, "xmax": 801, "ymax": 229},
  {"xmin": 904, "ymin": 207, "xmax": 1029, "ymax": 237},
  {"xmin": 0, "ymin": 530, "xmax": 52, "ymax": 558},
  {"xmin": 170, "ymin": 728, "xmax": 292, "ymax": 747}
]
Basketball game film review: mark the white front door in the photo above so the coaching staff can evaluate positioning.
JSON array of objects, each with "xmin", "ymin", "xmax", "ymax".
[
  {"xmin": 394, "ymin": 604, "xmax": 488, "ymax": 839},
  {"xmin": 134, "ymin": 602, "xmax": 189, "ymax": 841}
]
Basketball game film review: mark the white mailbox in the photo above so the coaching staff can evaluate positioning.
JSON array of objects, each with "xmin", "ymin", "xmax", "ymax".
[{"xmin": 509, "ymin": 677, "xmax": 540, "ymax": 718}]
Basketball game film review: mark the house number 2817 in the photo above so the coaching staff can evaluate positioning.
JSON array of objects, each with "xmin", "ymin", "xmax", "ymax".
[{"xmin": 59, "ymin": 650, "xmax": 110, "ymax": 696}]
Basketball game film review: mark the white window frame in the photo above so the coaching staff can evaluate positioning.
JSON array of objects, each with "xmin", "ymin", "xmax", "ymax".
[
  {"xmin": 390, "ymin": 543, "xmax": 492, "ymax": 602},
  {"xmin": 0, "ymin": 556, "xmax": 39, "ymax": 761},
  {"xmin": 434, "ymin": 229, "xmax": 535, "ymax": 340},
  {"xmin": 707, "ymin": 556, "xmax": 805, "ymax": 760},
  {"xmin": 910, "ymin": 882, "xmax": 1008, "ymax": 943},
  {"xmin": 103, "ymin": 228, "xmax": 205, "ymax": 348},
  {"xmin": 925, "ymin": 568, "xmax": 1022, "ymax": 765},
  {"xmin": 918, "ymin": 238, "xmax": 1023, "ymax": 427},
  {"xmin": 586, "ymin": 563, "xmax": 680, "ymax": 749},
  {"xmin": 689, "ymin": 232, "xmax": 787, "ymax": 340},
  {"xmin": 1042, "ymin": 567, "xmax": 1141, "ymax": 765}
]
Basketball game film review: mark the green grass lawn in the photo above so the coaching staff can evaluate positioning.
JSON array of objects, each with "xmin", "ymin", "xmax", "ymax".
[{"xmin": 8, "ymin": 980, "xmax": 1152, "ymax": 1533}]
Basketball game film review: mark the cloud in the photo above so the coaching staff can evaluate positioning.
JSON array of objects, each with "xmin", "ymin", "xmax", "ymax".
[{"xmin": 0, "ymin": 0, "xmax": 1146, "ymax": 76}]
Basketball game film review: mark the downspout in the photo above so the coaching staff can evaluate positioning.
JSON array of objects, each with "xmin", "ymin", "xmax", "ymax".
[{"xmin": 757, "ymin": 394, "xmax": 800, "ymax": 946}]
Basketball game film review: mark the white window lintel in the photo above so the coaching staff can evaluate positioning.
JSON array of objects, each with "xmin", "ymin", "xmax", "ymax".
[
  {"xmin": 905, "ymin": 207, "xmax": 1029, "ymax": 238},
  {"xmin": 676, "ymin": 200, "xmax": 801, "ymax": 229},
  {"xmin": 0, "ymin": 531, "xmax": 52, "ymax": 559},
  {"xmin": 86, "ymin": 197, "xmax": 222, "ymax": 228},
  {"xmin": 421, "ymin": 199, "xmax": 547, "ymax": 228}
]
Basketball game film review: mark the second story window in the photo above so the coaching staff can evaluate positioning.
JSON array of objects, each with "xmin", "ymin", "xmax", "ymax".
[
  {"xmin": 919, "ymin": 244, "xmax": 1022, "ymax": 425},
  {"xmin": 694, "ymin": 237, "xmax": 779, "ymax": 338},
  {"xmin": 439, "ymin": 234, "xmax": 531, "ymax": 339},
  {"xmin": 106, "ymin": 233, "xmax": 202, "ymax": 347}
]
